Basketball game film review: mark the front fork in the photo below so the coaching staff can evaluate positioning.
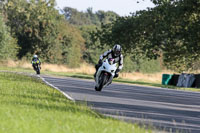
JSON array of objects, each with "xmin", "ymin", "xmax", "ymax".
[{"xmin": 95, "ymin": 71, "xmax": 113, "ymax": 87}]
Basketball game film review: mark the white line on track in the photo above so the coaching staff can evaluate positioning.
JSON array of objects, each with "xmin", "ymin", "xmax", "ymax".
[{"xmin": 37, "ymin": 75, "xmax": 75, "ymax": 102}]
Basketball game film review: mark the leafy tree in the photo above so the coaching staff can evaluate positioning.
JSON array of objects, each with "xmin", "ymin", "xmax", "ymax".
[
  {"xmin": 86, "ymin": 8, "xmax": 101, "ymax": 26},
  {"xmin": 63, "ymin": 7, "xmax": 92, "ymax": 25},
  {"xmin": 4, "ymin": 0, "xmax": 62, "ymax": 61},
  {"xmin": 79, "ymin": 25, "xmax": 107, "ymax": 64},
  {"xmin": 63, "ymin": 7, "xmax": 119, "ymax": 26},
  {"xmin": 58, "ymin": 21, "xmax": 85, "ymax": 67},
  {"xmin": 96, "ymin": 10, "xmax": 119, "ymax": 24},
  {"xmin": 0, "ymin": 14, "xmax": 18, "ymax": 59}
]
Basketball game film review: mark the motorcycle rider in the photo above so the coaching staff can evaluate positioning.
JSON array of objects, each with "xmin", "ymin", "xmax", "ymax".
[
  {"xmin": 31, "ymin": 54, "xmax": 41, "ymax": 70},
  {"xmin": 94, "ymin": 44, "xmax": 123, "ymax": 78}
]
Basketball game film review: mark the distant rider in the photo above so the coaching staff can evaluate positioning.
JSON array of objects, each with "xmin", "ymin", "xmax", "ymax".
[
  {"xmin": 31, "ymin": 54, "xmax": 41, "ymax": 70},
  {"xmin": 94, "ymin": 44, "xmax": 123, "ymax": 78}
]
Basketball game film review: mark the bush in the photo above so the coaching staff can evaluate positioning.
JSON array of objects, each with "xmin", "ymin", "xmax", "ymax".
[
  {"xmin": 122, "ymin": 55, "xmax": 137, "ymax": 72},
  {"xmin": 139, "ymin": 58, "xmax": 161, "ymax": 73},
  {"xmin": 122, "ymin": 55, "xmax": 161, "ymax": 73}
]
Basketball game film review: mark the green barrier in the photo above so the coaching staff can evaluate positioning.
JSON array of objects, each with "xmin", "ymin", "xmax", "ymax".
[{"xmin": 162, "ymin": 74, "xmax": 172, "ymax": 85}]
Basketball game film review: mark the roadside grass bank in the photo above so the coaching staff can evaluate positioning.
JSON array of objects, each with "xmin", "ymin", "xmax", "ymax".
[
  {"xmin": 0, "ymin": 72, "xmax": 151, "ymax": 133},
  {"xmin": 0, "ymin": 65, "xmax": 200, "ymax": 93}
]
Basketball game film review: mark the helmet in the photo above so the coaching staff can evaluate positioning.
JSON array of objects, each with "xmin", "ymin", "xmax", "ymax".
[
  {"xmin": 112, "ymin": 44, "xmax": 122, "ymax": 56},
  {"xmin": 33, "ymin": 54, "xmax": 38, "ymax": 58}
]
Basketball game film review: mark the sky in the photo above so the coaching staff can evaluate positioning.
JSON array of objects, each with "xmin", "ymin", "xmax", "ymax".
[{"xmin": 55, "ymin": 0, "xmax": 155, "ymax": 16}]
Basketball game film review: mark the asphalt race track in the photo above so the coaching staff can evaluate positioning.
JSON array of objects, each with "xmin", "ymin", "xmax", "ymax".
[{"xmin": 42, "ymin": 75, "xmax": 200, "ymax": 133}]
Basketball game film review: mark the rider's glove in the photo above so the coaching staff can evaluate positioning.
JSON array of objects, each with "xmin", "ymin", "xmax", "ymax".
[{"xmin": 116, "ymin": 69, "xmax": 120, "ymax": 73}]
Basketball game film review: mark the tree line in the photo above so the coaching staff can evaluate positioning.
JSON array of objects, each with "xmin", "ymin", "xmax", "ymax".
[
  {"xmin": 1, "ymin": 0, "xmax": 198, "ymax": 73},
  {"xmin": 62, "ymin": 6, "xmax": 162, "ymax": 73},
  {"xmin": 0, "ymin": 0, "xmax": 120, "ymax": 68},
  {"xmin": 0, "ymin": 0, "xmax": 85, "ymax": 67},
  {"xmin": 92, "ymin": 0, "xmax": 200, "ymax": 72}
]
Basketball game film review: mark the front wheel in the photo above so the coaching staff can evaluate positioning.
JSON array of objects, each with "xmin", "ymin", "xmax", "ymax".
[
  {"xmin": 36, "ymin": 69, "xmax": 40, "ymax": 74},
  {"xmin": 95, "ymin": 86, "xmax": 99, "ymax": 91},
  {"xmin": 36, "ymin": 65, "xmax": 40, "ymax": 74},
  {"xmin": 95, "ymin": 73, "xmax": 108, "ymax": 91}
]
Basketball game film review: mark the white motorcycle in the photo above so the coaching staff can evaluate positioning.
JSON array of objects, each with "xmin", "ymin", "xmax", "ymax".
[{"xmin": 95, "ymin": 58, "xmax": 117, "ymax": 91}]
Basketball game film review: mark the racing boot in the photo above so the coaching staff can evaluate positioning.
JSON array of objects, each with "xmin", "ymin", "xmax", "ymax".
[{"xmin": 114, "ymin": 73, "xmax": 119, "ymax": 78}]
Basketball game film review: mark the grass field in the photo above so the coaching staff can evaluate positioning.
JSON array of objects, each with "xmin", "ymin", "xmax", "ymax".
[{"xmin": 0, "ymin": 72, "xmax": 151, "ymax": 133}]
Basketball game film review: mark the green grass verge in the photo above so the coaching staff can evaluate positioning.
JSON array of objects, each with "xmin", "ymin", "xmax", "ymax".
[
  {"xmin": 1, "ymin": 66, "xmax": 200, "ymax": 92},
  {"xmin": 0, "ymin": 72, "xmax": 151, "ymax": 133}
]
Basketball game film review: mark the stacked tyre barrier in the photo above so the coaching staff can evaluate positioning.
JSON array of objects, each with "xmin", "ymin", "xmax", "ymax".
[
  {"xmin": 194, "ymin": 74, "xmax": 200, "ymax": 88},
  {"xmin": 162, "ymin": 73, "xmax": 200, "ymax": 88}
]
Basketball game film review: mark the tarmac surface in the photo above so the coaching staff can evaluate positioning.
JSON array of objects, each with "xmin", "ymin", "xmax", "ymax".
[{"xmin": 42, "ymin": 75, "xmax": 200, "ymax": 133}]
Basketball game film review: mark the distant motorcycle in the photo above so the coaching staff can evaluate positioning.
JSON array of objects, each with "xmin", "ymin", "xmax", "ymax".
[
  {"xmin": 94, "ymin": 58, "xmax": 117, "ymax": 91},
  {"xmin": 32, "ymin": 59, "xmax": 41, "ymax": 74}
]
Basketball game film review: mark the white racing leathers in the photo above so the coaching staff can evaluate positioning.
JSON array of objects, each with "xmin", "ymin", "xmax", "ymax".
[{"xmin": 99, "ymin": 49, "xmax": 123, "ymax": 71}]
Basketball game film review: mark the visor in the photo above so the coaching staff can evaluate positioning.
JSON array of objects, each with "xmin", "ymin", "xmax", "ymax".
[{"xmin": 114, "ymin": 50, "xmax": 120, "ymax": 55}]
